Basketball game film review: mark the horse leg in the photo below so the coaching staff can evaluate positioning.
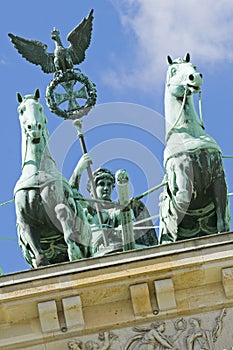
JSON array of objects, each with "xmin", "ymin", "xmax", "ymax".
[
  {"xmin": 159, "ymin": 186, "xmax": 179, "ymax": 243},
  {"xmin": 167, "ymin": 155, "xmax": 193, "ymax": 212},
  {"xmin": 55, "ymin": 204, "xmax": 83, "ymax": 260},
  {"xmin": 15, "ymin": 190, "xmax": 49, "ymax": 268},
  {"xmin": 160, "ymin": 156, "xmax": 194, "ymax": 242},
  {"xmin": 19, "ymin": 224, "xmax": 49, "ymax": 267},
  {"xmin": 41, "ymin": 182, "xmax": 91, "ymax": 260},
  {"xmin": 211, "ymin": 176, "xmax": 230, "ymax": 233}
]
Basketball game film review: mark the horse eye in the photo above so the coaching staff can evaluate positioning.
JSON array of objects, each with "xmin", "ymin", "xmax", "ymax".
[
  {"xmin": 19, "ymin": 106, "xmax": 26, "ymax": 115},
  {"xmin": 38, "ymin": 124, "xmax": 41, "ymax": 130},
  {"xmin": 171, "ymin": 67, "xmax": 176, "ymax": 76}
]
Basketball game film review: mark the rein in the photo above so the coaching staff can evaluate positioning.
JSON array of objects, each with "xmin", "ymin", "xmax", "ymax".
[
  {"xmin": 22, "ymin": 128, "xmax": 47, "ymax": 171},
  {"xmin": 165, "ymin": 86, "xmax": 188, "ymax": 143},
  {"xmin": 165, "ymin": 85, "xmax": 204, "ymax": 143},
  {"xmin": 22, "ymin": 131, "xmax": 29, "ymax": 170},
  {"xmin": 198, "ymin": 90, "xmax": 204, "ymax": 129}
]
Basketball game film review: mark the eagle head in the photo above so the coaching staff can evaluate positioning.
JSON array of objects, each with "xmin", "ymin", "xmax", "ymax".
[{"xmin": 51, "ymin": 28, "xmax": 60, "ymax": 41}]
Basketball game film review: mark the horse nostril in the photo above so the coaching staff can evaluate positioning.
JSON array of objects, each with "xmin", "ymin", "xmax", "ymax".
[
  {"xmin": 38, "ymin": 124, "xmax": 41, "ymax": 130},
  {"xmin": 200, "ymin": 73, "xmax": 203, "ymax": 79},
  {"xmin": 189, "ymin": 74, "xmax": 194, "ymax": 81}
]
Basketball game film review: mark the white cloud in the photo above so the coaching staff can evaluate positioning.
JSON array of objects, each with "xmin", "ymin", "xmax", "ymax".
[{"xmin": 106, "ymin": 0, "xmax": 233, "ymax": 91}]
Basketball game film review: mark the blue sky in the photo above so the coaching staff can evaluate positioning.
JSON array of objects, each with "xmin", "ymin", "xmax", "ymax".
[{"xmin": 1, "ymin": 0, "xmax": 233, "ymax": 274}]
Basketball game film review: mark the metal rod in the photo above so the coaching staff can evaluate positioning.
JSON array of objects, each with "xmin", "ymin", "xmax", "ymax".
[
  {"xmin": 132, "ymin": 181, "xmax": 166, "ymax": 202},
  {"xmin": 73, "ymin": 120, "xmax": 108, "ymax": 247}
]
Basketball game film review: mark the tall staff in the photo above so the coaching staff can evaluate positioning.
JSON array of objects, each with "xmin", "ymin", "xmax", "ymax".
[{"xmin": 72, "ymin": 120, "xmax": 107, "ymax": 247}]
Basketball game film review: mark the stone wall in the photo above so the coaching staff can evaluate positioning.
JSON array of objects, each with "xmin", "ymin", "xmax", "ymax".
[{"xmin": 1, "ymin": 232, "xmax": 233, "ymax": 349}]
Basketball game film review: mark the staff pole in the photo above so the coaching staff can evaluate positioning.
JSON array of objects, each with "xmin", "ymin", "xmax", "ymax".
[{"xmin": 73, "ymin": 120, "xmax": 107, "ymax": 247}]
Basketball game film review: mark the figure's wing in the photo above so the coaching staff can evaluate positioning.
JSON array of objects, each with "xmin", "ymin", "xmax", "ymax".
[
  {"xmin": 67, "ymin": 9, "xmax": 94, "ymax": 65},
  {"xmin": 8, "ymin": 33, "xmax": 55, "ymax": 73}
]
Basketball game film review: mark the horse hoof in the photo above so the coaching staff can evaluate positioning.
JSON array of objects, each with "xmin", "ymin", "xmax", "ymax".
[{"xmin": 35, "ymin": 254, "xmax": 49, "ymax": 267}]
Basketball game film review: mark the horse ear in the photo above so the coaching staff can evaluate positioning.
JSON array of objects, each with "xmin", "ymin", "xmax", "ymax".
[
  {"xmin": 167, "ymin": 55, "xmax": 173, "ymax": 65},
  {"xmin": 17, "ymin": 93, "xmax": 23, "ymax": 103},
  {"xmin": 185, "ymin": 53, "xmax": 190, "ymax": 62},
  {"xmin": 34, "ymin": 88, "xmax": 40, "ymax": 100}
]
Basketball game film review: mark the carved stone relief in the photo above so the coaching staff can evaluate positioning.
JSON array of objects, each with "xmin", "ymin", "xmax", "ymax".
[
  {"xmin": 67, "ymin": 308, "xmax": 230, "ymax": 350},
  {"xmin": 67, "ymin": 331, "xmax": 122, "ymax": 350}
]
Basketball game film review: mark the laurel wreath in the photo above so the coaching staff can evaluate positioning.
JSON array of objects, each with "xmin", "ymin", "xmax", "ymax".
[{"xmin": 46, "ymin": 70, "xmax": 97, "ymax": 119}]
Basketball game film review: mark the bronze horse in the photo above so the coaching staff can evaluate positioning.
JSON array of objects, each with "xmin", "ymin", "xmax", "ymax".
[
  {"xmin": 159, "ymin": 54, "xmax": 230, "ymax": 243},
  {"xmin": 14, "ymin": 89, "xmax": 92, "ymax": 267}
]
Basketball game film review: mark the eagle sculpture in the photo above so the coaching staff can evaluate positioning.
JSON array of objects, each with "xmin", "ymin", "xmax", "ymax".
[{"xmin": 8, "ymin": 9, "xmax": 94, "ymax": 74}]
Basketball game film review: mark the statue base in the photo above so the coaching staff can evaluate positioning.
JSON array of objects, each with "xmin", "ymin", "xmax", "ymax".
[{"xmin": 1, "ymin": 232, "xmax": 233, "ymax": 349}]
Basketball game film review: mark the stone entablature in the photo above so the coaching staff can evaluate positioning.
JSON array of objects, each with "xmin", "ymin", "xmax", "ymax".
[{"xmin": 1, "ymin": 232, "xmax": 233, "ymax": 349}]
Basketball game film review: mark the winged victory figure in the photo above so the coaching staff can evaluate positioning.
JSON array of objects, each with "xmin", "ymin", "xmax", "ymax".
[{"xmin": 8, "ymin": 9, "xmax": 94, "ymax": 74}]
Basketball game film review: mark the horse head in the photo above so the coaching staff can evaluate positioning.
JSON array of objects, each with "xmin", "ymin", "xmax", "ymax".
[
  {"xmin": 166, "ymin": 53, "xmax": 203, "ymax": 97},
  {"xmin": 17, "ymin": 88, "xmax": 48, "ymax": 144},
  {"xmin": 164, "ymin": 53, "xmax": 205, "ymax": 142}
]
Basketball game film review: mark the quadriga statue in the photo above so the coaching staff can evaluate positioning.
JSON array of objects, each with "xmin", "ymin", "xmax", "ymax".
[{"xmin": 159, "ymin": 53, "xmax": 230, "ymax": 243}]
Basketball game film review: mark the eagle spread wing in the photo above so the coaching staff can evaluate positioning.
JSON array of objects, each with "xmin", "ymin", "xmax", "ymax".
[
  {"xmin": 8, "ymin": 33, "xmax": 55, "ymax": 73},
  {"xmin": 67, "ymin": 8, "xmax": 94, "ymax": 65},
  {"xmin": 8, "ymin": 9, "xmax": 94, "ymax": 73}
]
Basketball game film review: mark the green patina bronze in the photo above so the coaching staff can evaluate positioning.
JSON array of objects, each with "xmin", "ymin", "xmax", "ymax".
[
  {"xmin": 14, "ymin": 89, "xmax": 92, "ymax": 268},
  {"xmin": 9, "ymin": 9, "xmax": 157, "ymax": 267},
  {"xmin": 13, "ymin": 98, "xmax": 158, "ymax": 268},
  {"xmin": 159, "ymin": 53, "xmax": 230, "ymax": 243},
  {"xmin": 70, "ymin": 156, "xmax": 158, "ymax": 256},
  {"xmin": 46, "ymin": 70, "xmax": 97, "ymax": 119},
  {"xmin": 9, "ymin": 7, "xmax": 230, "ymax": 268},
  {"xmin": 8, "ymin": 9, "xmax": 96, "ymax": 120}
]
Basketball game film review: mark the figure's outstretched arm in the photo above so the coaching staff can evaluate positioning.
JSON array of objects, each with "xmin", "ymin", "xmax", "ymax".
[
  {"xmin": 212, "ymin": 308, "xmax": 227, "ymax": 342},
  {"xmin": 69, "ymin": 153, "xmax": 93, "ymax": 190}
]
